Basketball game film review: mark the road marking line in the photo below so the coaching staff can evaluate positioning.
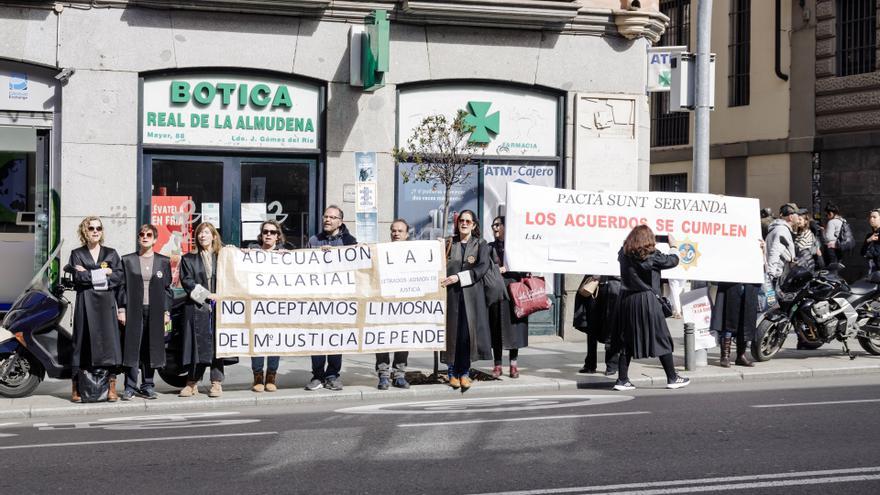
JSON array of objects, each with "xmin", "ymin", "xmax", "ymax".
[
  {"xmin": 752, "ymin": 398, "xmax": 880, "ymax": 408},
  {"xmin": 397, "ymin": 411, "xmax": 649, "ymax": 428},
  {"xmin": 585, "ymin": 474, "xmax": 880, "ymax": 495},
  {"xmin": 0, "ymin": 431, "xmax": 278, "ymax": 450},
  {"xmin": 466, "ymin": 466, "xmax": 880, "ymax": 495}
]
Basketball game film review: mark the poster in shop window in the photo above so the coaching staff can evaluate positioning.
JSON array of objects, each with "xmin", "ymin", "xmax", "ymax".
[
  {"xmin": 151, "ymin": 195, "xmax": 194, "ymax": 285},
  {"xmin": 213, "ymin": 241, "xmax": 447, "ymax": 357},
  {"xmin": 504, "ymin": 182, "xmax": 764, "ymax": 284}
]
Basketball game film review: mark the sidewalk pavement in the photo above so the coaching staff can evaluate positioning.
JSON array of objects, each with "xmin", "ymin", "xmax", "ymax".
[{"xmin": 3, "ymin": 319, "xmax": 879, "ymax": 419}]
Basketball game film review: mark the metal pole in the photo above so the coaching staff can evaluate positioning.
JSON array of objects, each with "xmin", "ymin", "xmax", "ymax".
[
  {"xmin": 693, "ymin": 0, "xmax": 713, "ymax": 194},
  {"xmin": 684, "ymin": 322, "xmax": 696, "ymax": 371}
]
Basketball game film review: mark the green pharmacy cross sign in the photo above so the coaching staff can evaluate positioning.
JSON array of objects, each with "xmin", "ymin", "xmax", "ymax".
[{"xmin": 464, "ymin": 101, "xmax": 500, "ymax": 144}]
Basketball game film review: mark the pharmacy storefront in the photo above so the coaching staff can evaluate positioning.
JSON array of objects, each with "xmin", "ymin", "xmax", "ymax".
[
  {"xmin": 395, "ymin": 83, "xmax": 563, "ymax": 335},
  {"xmin": 139, "ymin": 72, "xmax": 324, "ymax": 267},
  {"xmin": 0, "ymin": 61, "xmax": 58, "ymax": 311}
]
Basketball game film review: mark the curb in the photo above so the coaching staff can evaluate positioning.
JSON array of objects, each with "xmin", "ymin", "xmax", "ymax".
[{"xmin": 3, "ymin": 364, "xmax": 879, "ymax": 419}]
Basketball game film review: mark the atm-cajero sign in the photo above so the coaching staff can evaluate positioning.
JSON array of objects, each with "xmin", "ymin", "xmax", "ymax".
[{"xmin": 142, "ymin": 74, "xmax": 320, "ymax": 149}]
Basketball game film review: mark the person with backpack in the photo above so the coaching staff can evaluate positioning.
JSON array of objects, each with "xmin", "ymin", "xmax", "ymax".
[{"xmin": 823, "ymin": 202, "xmax": 854, "ymax": 267}]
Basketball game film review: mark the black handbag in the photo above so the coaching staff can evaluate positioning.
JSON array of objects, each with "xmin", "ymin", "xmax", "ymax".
[
  {"xmin": 653, "ymin": 291, "xmax": 674, "ymax": 318},
  {"xmin": 77, "ymin": 368, "xmax": 110, "ymax": 403}
]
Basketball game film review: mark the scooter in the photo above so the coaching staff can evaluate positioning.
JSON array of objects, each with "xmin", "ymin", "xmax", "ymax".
[{"xmin": 0, "ymin": 244, "xmax": 75, "ymax": 398}]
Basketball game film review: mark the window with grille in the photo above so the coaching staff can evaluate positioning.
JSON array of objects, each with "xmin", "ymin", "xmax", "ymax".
[
  {"xmin": 728, "ymin": 0, "xmax": 750, "ymax": 107},
  {"xmin": 651, "ymin": 0, "xmax": 691, "ymax": 147},
  {"xmin": 650, "ymin": 173, "xmax": 688, "ymax": 192},
  {"xmin": 837, "ymin": 0, "xmax": 877, "ymax": 76}
]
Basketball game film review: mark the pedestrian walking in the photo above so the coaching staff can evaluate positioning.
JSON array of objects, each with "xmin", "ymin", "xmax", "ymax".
[
  {"xmin": 65, "ymin": 216, "xmax": 124, "ymax": 403},
  {"xmin": 179, "ymin": 222, "xmax": 229, "ymax": 398},
  {"xmin": 487, "ymin": 216, "xmax": 528, "ymax": 379},
  {"xmin": 305, "ymin": 205, "xmax": 357, "ymax": 391},
  {"xmin": 861, "ymin": 209, "xmax": 880, "ymax": 276},
  {"xmin": 376, "ymin": 219, "xmax": 412, "ymax": 390},
  {"xmin": 117, "ymin": 224, "xmax": 172, "ymax": 400},
  {"xmin": 613, "ymin": 225, "xmax": 689, "ymax": 391},
  {"xmin": 573, "ymin": 275, "xmax": 622, "ymax": 376},
  {"xmin": 248, "ymin": 219, "xmax": 285, "ymax": 393},
  {"xmin": 442, "ymin": 209, "xmax": 493, "ymax": 392}
]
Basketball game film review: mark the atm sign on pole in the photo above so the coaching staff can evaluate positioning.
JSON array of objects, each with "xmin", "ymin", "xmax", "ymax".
[{"xmin": 646, "ymin": 46, "xmax": 686, "ymax": 92}]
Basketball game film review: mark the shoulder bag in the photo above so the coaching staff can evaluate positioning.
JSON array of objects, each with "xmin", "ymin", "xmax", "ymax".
[{"xmin": 509, "ymin": 276, "xmax": 552, "ymax": 318}]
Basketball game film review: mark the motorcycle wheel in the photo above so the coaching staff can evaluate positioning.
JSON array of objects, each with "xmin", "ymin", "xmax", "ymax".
[
  {"xmin": 0, "ymin": 351, "xmax": 45, "ymax": 398},
  {"xmin": 857, "ymin": 335, "xmax": 880, "ymax": 355},
  {"xmin": 751, "ymin": 318, "xmax": 789, "ymax": 362}
]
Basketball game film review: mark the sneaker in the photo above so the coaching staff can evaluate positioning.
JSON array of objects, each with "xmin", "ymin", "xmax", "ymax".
[
  {"xmin": 377, "ymin": 376, "xmax": 390, "ymax": 391},
  {"xmin": 121, "ymin": 389, "xmax": 136, "ymax": 401},
  {"xmin": 304, "ymin": 378, "xmax": 324, "ymax": 391},
  {"xmin": 613, "ymin": 380, "xmax": 636, "ymax": 391},
  {"xmin": 666, "ymin": 375, "xmax": 690, "ymax": 389},
  {"xmin": 392, "ymin": 377, "xmax": 410, "ymax": 389},
  {"xmin": 325, "ymin": 377, "xmax": 343, "ymax": 391},
  {"xmin": 139, "ymin": 386, "xmax": 158, "ymax": 400}
]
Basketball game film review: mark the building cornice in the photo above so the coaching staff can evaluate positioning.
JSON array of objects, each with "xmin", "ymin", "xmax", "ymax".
[{"xmin": 612, "ymin": 9, "xmax": 667, "ymax": 44}]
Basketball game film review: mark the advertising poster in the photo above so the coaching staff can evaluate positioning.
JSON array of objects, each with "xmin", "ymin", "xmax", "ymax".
[
  {"xmin": 151, "ymin": 195, "xmax": 193, "ymax": 286},
  {"xmin": 504, "ymin": 183, "xmax": 764, "ymax": 283},
  {"xmin": 395, "ymin": 162, "xmax": 479, "ymax": 240},
  {"xmin": 482, "ymin": 164, "xmax": 557, "ymax": 233},
  {"xmin": 214, "ymin": 241, "xmax": 446, "ymax": 356}
]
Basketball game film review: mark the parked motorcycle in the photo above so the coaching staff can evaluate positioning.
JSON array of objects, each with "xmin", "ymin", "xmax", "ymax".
[
  {"xmin": 753, "ymin": 265, "xmax": 880, "ymax": 362},
  {"xmin": 0, "ymin": 244, "xmax": 74, "ymax": 397}
]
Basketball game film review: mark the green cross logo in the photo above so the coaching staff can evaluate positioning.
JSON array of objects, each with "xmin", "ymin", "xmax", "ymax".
[
  {"xmin": 659, "ymin": 70, "xmax": 671, "ymax": 87},
  {"xmin": 464, "ymin": 101, "xmax": 500, "ymax": 143}
]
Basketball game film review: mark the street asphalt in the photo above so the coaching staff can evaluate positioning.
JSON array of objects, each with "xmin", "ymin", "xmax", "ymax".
[
  {"xmin": 2, "ymin": 319, "xmax": 879, "ymax": 419},
  {"xmin": 0, "ymin": 375, "xmax": 878, "ymax": 494}
]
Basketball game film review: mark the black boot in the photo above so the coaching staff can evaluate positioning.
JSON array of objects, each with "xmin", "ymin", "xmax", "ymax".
[
  {"xmin": 719, "ymin": 337, "xmax": 732, "ymax": 368},
  {"xmin": 735, "ymin": 341, "xmax": 755, "ymax": 367}
]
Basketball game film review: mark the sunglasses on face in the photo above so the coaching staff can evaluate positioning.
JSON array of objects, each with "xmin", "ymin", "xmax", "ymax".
[
  {"xmin": 458, "ymin": 219, "xmax": 473, "ymax": 225},
  {"xmin": 138, "ymin": 231, "xmax": 154, "ymax": 238},
  {"xmin": 88, "ymin": 225, "xmax": 103, "ymax": 232},
  {"xmin": 262, "ymin": 229, "xmax": 279, "ymax": 235}
]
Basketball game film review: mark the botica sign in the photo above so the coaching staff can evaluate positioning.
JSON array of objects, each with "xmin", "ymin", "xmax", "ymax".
[{"xmin": 141, "ymin": 74, "xmax": 321, "ymax": 149}]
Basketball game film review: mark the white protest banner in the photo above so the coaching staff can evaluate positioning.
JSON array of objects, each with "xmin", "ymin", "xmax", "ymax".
[
  {"xmin": 504, "ymin": 182, "xmax": 764, "ymax": 284},
  {"xmin": 680, "ymin": 288, "xmax": 716, "ymax": 350},
  {"xmin": 214, "ymin": 240, "xmax": 446, "ymax": 357}
]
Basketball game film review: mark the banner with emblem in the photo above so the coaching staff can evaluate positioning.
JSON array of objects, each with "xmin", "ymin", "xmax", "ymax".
[
  {"xmin": 504, "ymin": 182, "xmax": 764, "ymax": 284},
  {"xmin": 212, "ymin": 241, "xmax": 447, "ymax": 357}
]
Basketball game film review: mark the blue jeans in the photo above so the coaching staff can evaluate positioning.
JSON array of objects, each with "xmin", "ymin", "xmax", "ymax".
[
  {"xmin": 251, "ymin": 356, "xmax": 280, "ymax": 373},
  {"xmin": 311, "ymin": 354, "xmax": 342, "ymax": 381}
]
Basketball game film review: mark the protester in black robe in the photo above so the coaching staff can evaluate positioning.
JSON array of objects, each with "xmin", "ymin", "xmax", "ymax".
[
  {"xmin": 178, "ymin": 222, "xmax": 228, "ymax": 398},
  {"xmin": 488, "ymin": 216, "xmax": 528, "ymax": 379},
  {"xmin": 65, "ymin": 216, "xmax": 123, "ymax": 403},
  {"xmin": 118, "ymin": 224, "xmax": 173, "ymax": 400},
  {"xmin": 614, "ymin": 225, "xmax": 689, "ymax": 391},
  {"xmin": 573, "ymin": 275, "xmax": 622, "ymax": 375},
  {"xmin": 711, "ymin": 283, "xmax": 759, "ymax": 368}
]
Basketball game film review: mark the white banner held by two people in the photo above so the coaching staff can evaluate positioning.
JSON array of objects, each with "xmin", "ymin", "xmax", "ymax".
[
  {"xmin": 504, "ymin": 182, "xmax": 764, "ymax": 284},
  {"xmin": 213, "ymin": 240, "xmax": 447, "ymax": 357}
]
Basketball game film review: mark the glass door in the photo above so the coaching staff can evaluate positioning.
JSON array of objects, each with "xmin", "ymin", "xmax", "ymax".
[{"xmin": 240, "ymin": 160, "xmax": 316, "ymax": 249}]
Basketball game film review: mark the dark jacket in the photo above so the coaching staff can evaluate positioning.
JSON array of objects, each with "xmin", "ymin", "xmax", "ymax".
[
  {"xmin": 710, "ymin": 282, "xmax": 759, "ymax": 342},
  {"xmin": 179, "ymin": 252, "xmax": 217, "ymax": 366},
  {"xmin": 118, "ymin": 253, "xmax": 173, "ymax": 369},
  {"xmin": 862, "ymin": 229, "xmax": 880, "ymax": 274},
  {"xmin": 488, "ymin": 240, "xmax": 528, "ymax": 350},
  {"xmin": 617, "ymin": 248, "xmax": 679, "ymax": 359},
  {"xmin": 573, "ymin": 275, "xmax": 621, "ymax": 344},
  {"xmin": 65, "ymin": 246, "xmax": 124, "ymax": 369},
  {"xmin": 308, "ymin": 223, "xmax": 357, "ymax": 247},
  {"xmin": 444, "ymin": 236, "xmax": 493, "ymax": 363}
]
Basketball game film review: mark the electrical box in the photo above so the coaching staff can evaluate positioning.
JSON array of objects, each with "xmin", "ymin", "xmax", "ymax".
[{"xmin": 670, "ymin": 52, "xmax": 715, "ymax": 111}]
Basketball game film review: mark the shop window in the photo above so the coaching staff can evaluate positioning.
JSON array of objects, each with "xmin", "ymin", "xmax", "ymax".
[
  {"xmin": 651, "ymin": 0, "xmax": 690, "ymax": 147},
  {"xmin": 240, "ymin": 162, "xmax": 313, "ymax": 249},
  {"xmin": 837, "ymin": 0, "xmax": 877, "ymax": 77},
  {"xmin": 728, "ymin": 0, "xmax": 751, "ymax": 107}
]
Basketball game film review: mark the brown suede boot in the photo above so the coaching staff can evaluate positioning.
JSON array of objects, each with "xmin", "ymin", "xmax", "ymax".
[
  {"xmin": 71, "ymin": 380, "xmax": 81, "ymax": 403},
  {"xmin": 719, "ymin": 337, "xmax": 732, "ymax": 368},
  {"xmin": 265, "ymin": 371, "xmax": 278, "ymax": 392},
  {"xmin": 252, "ymin": 371, "xmax": 265, "ymax": 393},
  {"xmin": 107, "ymin": 375, "xmax": 119, "ymax": 402}
]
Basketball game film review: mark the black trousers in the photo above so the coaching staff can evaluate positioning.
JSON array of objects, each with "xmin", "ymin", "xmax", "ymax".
[{"xmin": 124, "ymin": 307, "xmax": 156, "ymax": 392}]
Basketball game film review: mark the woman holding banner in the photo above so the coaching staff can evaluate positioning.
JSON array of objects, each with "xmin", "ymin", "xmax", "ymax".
[
  {"xmin": 179, "ymin": 222, "xmax": 227, "ymax": 398},
  {"xmin": 488, "ymin": 216, "xmax": 528, "ymax": 379},
  {"xmin": 613, "ymin": 225, "xmax": 689, "ymax": 391},
  {"xmin": 247, "ymin": 220, "xmax": 286, "ymax": 393},
  {"xmin": 441, "ymin": 210, "xmax": 492, "ymax": 392}
]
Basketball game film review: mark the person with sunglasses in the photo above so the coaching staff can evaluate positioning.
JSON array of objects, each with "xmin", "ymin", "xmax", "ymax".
[
  {"xmin": 65, "ymin": 216, "xmax": 124, "ymax": 402},
  {"xmin": 116, "ymin": 224, "xmax": 172, "ymax": 400},
  {"xmin": 487, "ymin": 215, "xmax": 528, "ymax": 379},
  {"xmin": 441, "ymin": 210, "xmax": 493, "ymax": 392},
  {"xmin": 306, "ymin": 205, "xmax": 357, "ymax": 391},
  {"xmin": 247, "ymin": 219, "xmax": 287, "ymax": 392}
]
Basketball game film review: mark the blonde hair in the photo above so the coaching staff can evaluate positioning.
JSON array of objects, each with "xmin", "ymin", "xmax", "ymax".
[
  {"xmin": 194, "ymin": 222, "xmax": 223, "ymax": 254},
  {"xmin": 77, "ymin": 216, "xmax": 104, "ymax": 246}
]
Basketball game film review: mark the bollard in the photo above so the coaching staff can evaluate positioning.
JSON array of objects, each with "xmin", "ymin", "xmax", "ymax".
[{"xmin": 684, "ymin": 322, "xmax": 696, "ymax": 371}]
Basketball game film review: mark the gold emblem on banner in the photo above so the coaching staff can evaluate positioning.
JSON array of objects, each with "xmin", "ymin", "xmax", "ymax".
[{"xmin": 677, "ymin": 238, "xmax": 701, "ymax": 270}]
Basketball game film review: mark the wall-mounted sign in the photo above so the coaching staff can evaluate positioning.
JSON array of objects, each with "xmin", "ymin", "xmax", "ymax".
[
  {"xmin": 647, "ymin": 46, "xmax": 686, "ymax": 92},
  {"xmin": 398, "ymin": 85, "xmax": 558, "ymax": 157},
  {"xmin": 0, "ymin": 66, "xmax": 56, "ymax": 112},
  {"xmin": 142, "ymin": 74, "xmax": 321, "ymax": 149}
]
